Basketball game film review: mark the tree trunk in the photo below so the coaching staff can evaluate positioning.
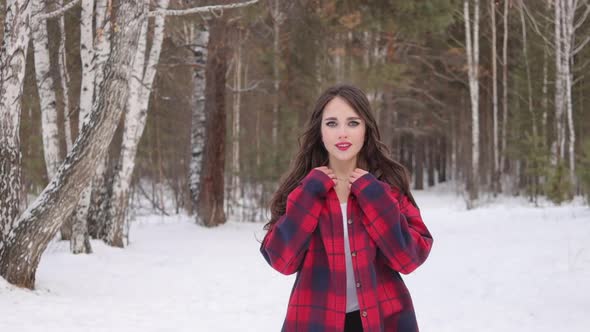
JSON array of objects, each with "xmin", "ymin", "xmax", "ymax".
[
  {"xmin": 189, "ymin": 25, "xmax": 210, "ymax": 206},
  {"xmin": 518, "ymin": 0, "xmax": 536, "ymax": 138},
  {"xmin": 93, "ymin": 0, "xmax": 112, "ymax": 99},
  {"xmin": 85, "ymin": 0, "xmax": 113, "ymax": 239},
  {"xmin": 230, "ymin": 27, "xmax": 243, "ymax": 215},
  {"xmin": 490, "ymin": 0, "xmax": 499, "ymax": 194},
  {"xmin": 105, "ymin": 0, "xmax": 169, "ymax": 247},
  {"xmin": 57, "ymin": 0, "xmax": 73, "ymax": 152},
  {"xmin": 553, "ymin": 0, "xmax": 566, "ymax": 164},
  {"xmin": 562, "ymin": 0, "xmax": 575, "ymax": 186},
  {"xmin": 464, "ymin": 0, "xmax": 480, "ymax": 206},
  {"xmin": 500, "ymin": 0, "xmax": 509, "ymax": 181},
  {"xmin": 196, "ymin": 18, "xmax": 228, "ymax": 227},
  {"xmin": 78, "ymin": 0, "xmax": 95, "ymax": 127},
  {"xmin": 427, "ymin": 137, "xmax": 435, "ymax": 187},
  {"xmin": 270, "ymin": 0, "xmax": 282, "ymax": 150},
  {"xmin": 61, "ymin": 0, "xmax": 96, "ymax": 243},
  {"xmin": 0, "ymin": 0, "xmax": 146, "ymax": 289},
  {"xmin": 0, "ymin": 0, "xmax": 31, "ymax": 247},
  {"xmin": 87, "ymin": 157, "xmax": 110, "ymax": 239},
  {"xmin": 32, "ymin": 0, "xmax": 61, "ymax": 181}
]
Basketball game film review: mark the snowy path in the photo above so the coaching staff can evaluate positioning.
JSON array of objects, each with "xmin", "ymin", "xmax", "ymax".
[{"xmin": 1, "ymin": 191, "xmax": 589, "ymax": 332}]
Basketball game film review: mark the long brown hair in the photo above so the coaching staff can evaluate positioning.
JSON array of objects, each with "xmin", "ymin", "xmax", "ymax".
[{"xmin": 264, "ymin": 84, "xmax": 416, "ymax": 230}]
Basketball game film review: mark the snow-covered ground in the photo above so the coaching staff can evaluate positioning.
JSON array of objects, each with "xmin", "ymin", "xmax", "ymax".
[{"xmin": 1, "ymin": 189, "xmax": 589, "ymax": 332}]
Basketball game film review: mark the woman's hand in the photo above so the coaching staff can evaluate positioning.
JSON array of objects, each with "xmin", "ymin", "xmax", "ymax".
[
  {"xmin": 313, "ymin": 166, "xmax": 337, "ymax": 185},
  {"xmin": 348, "ymin": 168, "xmax": 369, "ymax": 189}
]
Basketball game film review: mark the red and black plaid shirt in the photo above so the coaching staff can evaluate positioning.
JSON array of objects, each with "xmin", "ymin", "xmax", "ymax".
[{"xmin": 261, "ymin": 169, "xmax": 433, "ymax": 332}]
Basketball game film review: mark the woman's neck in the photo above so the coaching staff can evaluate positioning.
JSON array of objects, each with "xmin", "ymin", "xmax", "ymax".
[{"xmin": 328, "ymin": 157, "xmax": 357, "ymax": 180}]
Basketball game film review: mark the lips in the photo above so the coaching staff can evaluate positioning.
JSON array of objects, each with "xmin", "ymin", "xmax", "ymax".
[{"xmin": 335, "ymin": 142, "xmax": 352, "ymax": 151}]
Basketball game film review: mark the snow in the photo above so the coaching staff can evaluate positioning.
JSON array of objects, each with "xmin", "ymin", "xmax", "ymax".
[{"xmin": 1, "ymin": 189, "xmax": 589, "ymax": 332}]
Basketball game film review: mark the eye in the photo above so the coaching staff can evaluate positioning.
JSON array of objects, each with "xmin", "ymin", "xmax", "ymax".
[
  {"xmin": 349, "ymin": 120, "xmax": 360, "ymax": 127},
  {"xmin": 326, "ymin": 121, "xmax": 337, "ymax": 127}
]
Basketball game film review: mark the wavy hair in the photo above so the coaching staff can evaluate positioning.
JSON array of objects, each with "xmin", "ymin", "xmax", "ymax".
[{"xmin": 264, "ymin": 84, "xmax": 416, "ymax": 230}]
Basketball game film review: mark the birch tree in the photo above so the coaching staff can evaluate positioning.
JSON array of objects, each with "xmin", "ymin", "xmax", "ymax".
[
  {"xmin": 86, "ymin": 0, "xmax": 112, "ymax": 240},
  {"xmin": 188, "ymin": 24, "xmax": 209, "ymax": 205},
  {"xmin": 0, "ymin": 0, "xmax": 146, "ymax": 289},
  {"xmin": 230, "ymin": 27, "xmax": 244, "ymax": 214},
  {"xmin": 180, "ymin": 0, "xmax": 259, "ymax": 208},
  {"xmin": 523, "ymin": 0, "xmax": 589, "ymax": 188},
  {"xmin": 57, "ymin": 0, "xmax": 73, "ymax": 152},
  {"xmin": 490, "ymin": 0, "xmax": 499, "ymax": 193},
  {"xmin": 105, "ymin": 0, "xmax": 170, "ymax": 247},
  {"xmin": 560, "ymin": 0, "xmax": 590, "ymax": 185},
  {"xmin": 66, "ymin": 0, "xmax": 96, "ymax": 253},
  {"xmin": 197, "ymin": 17, "xmax": 229, "ymax": 227},
  {"xmin": 32, "ymin": 0, "xmax": 61, "ymax": 181},
  {"xmin": 104, "ymin": 0, "xmax": 259, "ymax": 244},
  {"xmin": 464, "ymin": 0, "xmax": 480, "ymax": 206},
  {"xmin": 0, "ymin": 0, "xmax": 32, "ymax": 246},
  {"xmin": 269, "ymin": 0, "xmax": 283, "ymax": 150}
]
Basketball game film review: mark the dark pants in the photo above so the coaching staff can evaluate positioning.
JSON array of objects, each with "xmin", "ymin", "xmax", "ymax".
[{"xmin": 344, "ymin": 310, "xmax": 363, "ymax": 332}]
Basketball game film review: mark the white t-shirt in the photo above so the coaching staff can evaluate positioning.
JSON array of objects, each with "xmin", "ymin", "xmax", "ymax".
[{"xmin": 341, "ymin": 203, "xmax": 359, "ymax": 312}]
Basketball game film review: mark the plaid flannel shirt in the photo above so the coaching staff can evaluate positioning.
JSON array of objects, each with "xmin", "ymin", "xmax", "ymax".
[{"xmin": 261, "ymin": 169, "xmax": 433, "ymax": 332}]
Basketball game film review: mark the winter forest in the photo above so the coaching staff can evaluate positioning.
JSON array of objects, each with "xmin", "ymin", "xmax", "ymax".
[{"xmin": 1, "ymin": 0, "xmax": 589, "ymax": 331}]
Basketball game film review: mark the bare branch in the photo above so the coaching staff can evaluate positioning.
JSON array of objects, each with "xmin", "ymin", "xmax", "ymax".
[
  {"xmin": 33, "ymin": 0, "xmax": 81, "ymax": 21},
  {"xmin": 148, "ymin": 0, "xmax": 259, "ymax": 18},
  {"xmin": 521, "ymin": 0, "xmax": 556, "ymax": 49},
  {"xmin": 573, "ymin": 35, "xmax": 590, "ymax": 54},
  {"xmin": 574, "ymin": 1, "xmax": 590, "ymax": 30},
  {"xmin": 226, "ymin": 80, "xmax": 263, "ymax": 92},
  {"xmin": 405, "ymin": 86, "xmax": 447, "ymax": 108}
]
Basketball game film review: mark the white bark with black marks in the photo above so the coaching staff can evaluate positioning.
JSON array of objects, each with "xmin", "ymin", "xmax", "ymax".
[
  {"xmin": 189, "ymin": 26, "xmax": 210, "ymax": 204},
  {"xmin": 32, "ymin": 0, "xmax": 61, "ymax": 181},
  {"xmin": 0, "ymin": 0, "xmax": 147, "ymax": 289},
  {"xmin": 106, "ymin": 0, "xmax": 169, "ymax": 247},
  {"xmin": 57, "ymin": 0, "xmax": 73, "ymax": 152},
  {"xmin": 464, "ymin": 0, "xmax": 480, "ymax": 206},
  {"xmin": 0, "ymin": 0, "xmax": 32, "ymax": 249}
]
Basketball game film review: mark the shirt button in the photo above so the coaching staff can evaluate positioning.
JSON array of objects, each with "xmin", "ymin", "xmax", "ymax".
[
  {"xmin": 347, "ymin": 218, "xmax": 353, "ymax": 225},
  {"xmin": 361, "ymin": 311, "xmax": 367, "ymax": 317},
  {"xmin": 351, "ymin": 251, "xmax": 356, "ymax": 257},
  {"xmin": 356, "ymin": 282, "xmax": 361, "ymax": 288}
]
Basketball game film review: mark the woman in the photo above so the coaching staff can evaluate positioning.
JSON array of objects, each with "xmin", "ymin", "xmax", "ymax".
[{"xmin": 260, "ymin": 84, "xmax": 433, "ymax": 332}]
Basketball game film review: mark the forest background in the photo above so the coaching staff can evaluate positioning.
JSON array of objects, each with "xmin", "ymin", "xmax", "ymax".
[{"xmin": 1, "ymin": 0, "xmax": 589, "ymax": 288}]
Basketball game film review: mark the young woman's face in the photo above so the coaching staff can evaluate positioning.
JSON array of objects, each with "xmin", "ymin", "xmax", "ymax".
[{"xmin": 320, "ymin": 96, "xmax": 366, "ymax": 164}]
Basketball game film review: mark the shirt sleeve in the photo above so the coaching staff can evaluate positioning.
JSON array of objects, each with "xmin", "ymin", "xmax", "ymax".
[
  {"xmin": 351, "ymin": 172, "xmax": 433, "ymax": 274},
  {"xmin": 260, "ymin": 169, "xmax": 335, "ymax": 275}
]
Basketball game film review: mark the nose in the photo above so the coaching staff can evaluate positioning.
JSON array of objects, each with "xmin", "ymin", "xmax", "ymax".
[{"xmin": 338, "ymin": 129, "xmax": 349, "ymax": 140}]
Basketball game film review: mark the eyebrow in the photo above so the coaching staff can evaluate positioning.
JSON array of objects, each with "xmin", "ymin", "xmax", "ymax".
[{"xmin": 324, "ymin": 117, "xmax": 362, "ymax": 121}]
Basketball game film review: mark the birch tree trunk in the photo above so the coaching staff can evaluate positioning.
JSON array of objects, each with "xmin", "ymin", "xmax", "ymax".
[
  {"xmin": 464, "ymin": 0, "xmax": 480, "ymax": 206},
  {"xmin": 0, "ymin": 0, "xmax": 31, "ymax": 246},
  {"xmin": 270, "ymin": 0, "xmax": 282, "ymax": 150},
  {"xmin": 542, "ymin": 46, "xmax": 549, "ymax": 146},
  {"xmin": 93, "ymin": 0, "xmax": 112, "ymax": 99},
  {"xmin": 562, "ymin": 0, "xmax": 575, "ymax": 185},
  {"xmin": 57, "ymin": 0, "xmax": 73, "ymax": 152},
  {"xmin": 67, "ymin": 0, "xmax": 96, "ymax": 252},
  {"xmin": 86, "ymin": 0, "xmax": 112, "ymax": 240},
  {"xmin": 189, "ymin": 25, "xmax": 210, "ymax": 205},
  {"xmin": 196, "ymin": 18, "xmax": 228, "ymax": 227},
  {"xmin": 500, "ymin": 0, "xmax": 509, "ymax": 184},
  {"xmin": 553, "ymin": 0, "xmax": 566, "ymax": 164},
  {"xmin": 32, "ymin": 0, "xmax": 61, "ymax": 181},
  {"xmin": 105, "ymin": 0, "xmax": 169, "ymax": 247},
  {"xmin": 61, "ymin": 0, "xmax": 95, "ymax": 243},
  {"xmin": 230, "ymin": 27, "xmax": 243, "ymax": 215},
  {"xmin": 79, "ymin": 0, "xmax": 95, "ymax": 127},
  {"xmin": 0, "ymin": 0, "xmax": 146, "ymax": 289},
  {"xmin": 490, "ymin": 0, "xmax": 499, "ymax": 194},
  {"xmin": 518, "ymin": 0, "xmax": 536, "ymax": 138}
]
